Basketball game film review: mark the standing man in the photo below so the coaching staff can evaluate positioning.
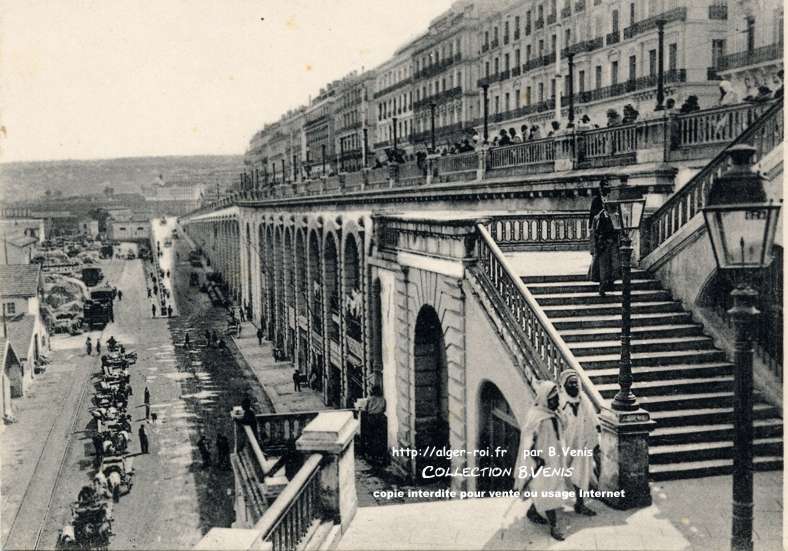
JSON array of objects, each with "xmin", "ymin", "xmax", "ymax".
[
  {"xmin": 117, "ymin": 289, "xmax": 123, "ymax": 301},
  {"xmin": 256, "ymin": 326, "xmax": 263, "ymax": 346},
  {"xmin": 559, "ymin": 369, "xmax": 599, "ymax": 516},
  {"xmin": 138, "ymin": 424, "xmax": 149, "ymax": 454},
  {"xmin": 144, "ymin": 386, "xmax": 151, "ymax": 420},
  {"xmin": 588, "ymin": 203, "xmax": 619, "ymax": 297},
  {"xmin": 513, "ymin": 381, "xmax": 568, "ymax": 541},
  {"xmin": 167, "ymin": 304, "xmax": 173, "ymax": 318},
  {"xmin": 292, "ymin": 369, "xmax": 301, "ymax": 392},
  {"xmin": 151, "ymin": 303, "xmax": 157, "ymax": 318},
  {"xmin": 95, "ymin": 338, "xmax": 101, "ymax": 356},
  {"xmin": 197, "ymin": 434, "xmax": 212, "ymax": 468},
  {"xmin": 85, "ymin": 336, "xmax": 92, "ymax": 356},
  {"xmin": 184, "ymin": 332, "xmax": 191, "ymax": 349},
  {"xmin": 216, "ymin": 433, "xmax": 230, "ymax": 469}
]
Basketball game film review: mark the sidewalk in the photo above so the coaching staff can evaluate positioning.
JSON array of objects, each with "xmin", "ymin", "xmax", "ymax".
[
  {"xmin": 231, "ymin": 322, "xmax": 325, "ymax": 413},
  {"xmin": 338, "ymin": 472, "xmax": 784, "ymax": 551}
]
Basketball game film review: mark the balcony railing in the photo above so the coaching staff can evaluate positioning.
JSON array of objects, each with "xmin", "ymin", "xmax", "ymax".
[
  {"xmin": 414, "ymin": 86, "xmax": 462, "ymax": 110},
  {"xmin": 524, "ymin": 58, "xmax": 542, "ymax": 71},
  {"xmin": 488, "ymin": 138, "xmax": 555, "ymax": 170},
  {"xmin": 623, "ymin": 7, "xmax": 687, "ymax": 40},
  {"xmin": 562, "ymin": 36, "xmax": 604, "ymax": 57},
  {"xmin": 719, "ymin": 42, "xmax": 783, "ymax": 71},
  {"xmin": 643, "ymin": 99, "xmax": 782, "ymax": 256},
  {"xmin": 416, "ymin": 56, "xmax": 456, "ymax": 80},
  {"xmin": 512, "ymin": 66, "xmax": 522, "ymax": 77},
  {"xmin": 708, "ymin": 3, "xmax": 727, "ymax": 19},
  {"xmin": 500, "ymin": 69, "xmax": 511, "ymax": 81},
  {"xmin": 606, "ymin": 30, "xmax": 620, "ymax": 45},
  {"xmin": 485, "ymin": 211, "xmax": 589, "ymax": 250},
  {"xmin": 437, "ymin": 151, "xmax": 478, "ymax": 174},
  {"xmin": 373, "ymin": 77, "xmax": 412, "ymax": 99}
]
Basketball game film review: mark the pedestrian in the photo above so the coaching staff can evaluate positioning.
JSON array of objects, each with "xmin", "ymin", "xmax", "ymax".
[
  {"xmin": 205, "ymin": 329, "xmax": 211, "ymax": 347},
  {"xmin": 588, "ymin": 200, "xmax": 620, "ymax": 297},
  {"xmin": 185, "ymin": 332, "xmax": 191, "ymax": 348},
  {"xmin": 152, "ymin": 303, "xmax": 157, "ymax": 318},
  {"xmin": 167, "ymin": 304, "xmax": 173, "ymax": 318},
  {"xmin": 145, "ymin": 403, "xmax": 151, "ymax": 420},
  {"xmin": 293, "ymin": 368, "xmax": 302, "ymax": 392},
  {"xmin": 558, "ymin": 369, "xmax": 599, "ymax": 517},
  {"xmin": 95, "ymin": 338, "xmax": 101, "ymax": 356},
  {"xmin": 256, "ymin": 326, "xmax": 263, "ymax": 346},
  {"xmin": 211, "ymin": 330, "xmax": 218, "ymax": 346},
  {"xmin": 144, "ymin": 386, "xmax": 150, "ymax": 405},
  {"xmin": 85, "ymin": 336, "xmax": 92, "ymax": 356},
  {"xmin": 197, "ymin": 434, "xmax": 212, "ymax": 468},
  {"xmin": 588, "ymin": 179, "xmax": 608, "ymax": 226},
  {"xmin": 117, "ymin": 289, "xmax": 123, "ymax": 301},
  {"xmin": 92, "ymin": 434, "xmax": 104, "ymax": 466},
  {"xmin": 216, "ymin": 433, "xmax": 230, "ymax": 469},
  {"xmin": 513, "ymin": 381, "xmax": 567, "ymax": 541},
  {"xmin": 138, "ymin": 424, "xmax": 149, "ymax": 454},
  {"xmin": 239, "ymin": 307, "xmax": 246, "ymax": 322}
]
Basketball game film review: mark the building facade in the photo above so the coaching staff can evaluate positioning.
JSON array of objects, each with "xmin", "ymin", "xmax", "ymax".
[
  {"xmin": 373, "ymin": 43, "xmax": 417, "ymax": 157},
  {"xmin": 335, "ymin": 71, "xmax": 376, "ymax": 172}
]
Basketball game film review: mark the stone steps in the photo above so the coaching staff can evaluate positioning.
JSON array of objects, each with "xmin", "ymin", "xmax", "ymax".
[{"xmin": 525, "ymin": 271, "xmax": 783, "ymax": 480}]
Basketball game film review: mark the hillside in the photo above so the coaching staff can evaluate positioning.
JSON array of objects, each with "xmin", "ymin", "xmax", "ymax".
[{"xmin": 0, "ymin": 155, "xmax": 244, "ymax": 204}]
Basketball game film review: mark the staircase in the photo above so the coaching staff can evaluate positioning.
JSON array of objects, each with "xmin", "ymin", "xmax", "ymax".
[{"xmin": 523, "ymin": 271, "xmax": 784, "ymax": 480}]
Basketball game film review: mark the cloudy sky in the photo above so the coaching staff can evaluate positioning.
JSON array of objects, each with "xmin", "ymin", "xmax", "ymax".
[{"xmin": 0, "ymin": 0, "xmax": 453, "ymax": 162}]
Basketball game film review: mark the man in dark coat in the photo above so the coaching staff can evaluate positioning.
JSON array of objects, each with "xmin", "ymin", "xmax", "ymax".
[
  {"xmin": 588, "ymin": 206, "xmax": 620, "ymax": 296},
  {"xmin": 256, "ymin": 327, "xmax": 263, "ymax": 346},
  {"xmin": 139, "ymin": 425, "xmax": 149, "ymax": 454},
  {"xmin": 197, "ymin": 434, "xmax": 212, "ymax": 468}
]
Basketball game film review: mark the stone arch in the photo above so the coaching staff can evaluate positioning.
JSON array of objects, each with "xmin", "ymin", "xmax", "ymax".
[
  {"xmin": 284, "ymin": 226, "xmax": 295, "ymax": 357},
  {"xmin": 295, "ymin": 227, "xmax": 308, "ymax": 318},
  {"xmin": 264, "ymin": 224, "xmax": 275, "ymax": 339},
  {"xmin": 245, "ymin": 222, "xmax": 253, "ymax": 310},
  {"xmin": 476, "ymin": 381, "xmax": 520, "ymax": 491},
  {"xmin": 413, "ymin": 304, "xmax": 449, "ymax": 482},
  {"xmin": 343, "ymin": 233, "xmax": 364, "ymax": 407},
  {"xmin": 324, "ymin": 233, "xmax": 342, "ymax": 407},
  {"xmin": 274, "ymin": 225, "xmax": 285, "ymax": 352}
]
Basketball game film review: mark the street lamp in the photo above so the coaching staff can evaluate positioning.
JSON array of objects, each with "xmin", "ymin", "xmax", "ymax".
[
  {"xmin": 605, "ymin": 185, "xmax": 646, "ymax": 412},
  {"xmin": 701, "ymin": 144, "xmax": 781, "ymax": 551}
]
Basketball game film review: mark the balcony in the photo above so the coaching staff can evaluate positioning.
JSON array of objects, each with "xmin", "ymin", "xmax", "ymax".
[
  {"xmin": 562, "ymin": 36, "xmax": 604, "ymax": 57},
  {"xmin": 477, "ymin": 77, "xmax": 491, "ymax": 87},
  {"xmin": 708, "ymin": 3, "xmax": 727, "ymax": 19},
  {"xmin": 560, "ymin": 7, "xmax": 570, "ymax": 18},
  {"xmin": 524, "ymin": 58, "xmax": 541, "ymax": 71},
  {"xmin": 542, "ymin": 52, "xmax": 556, "ymax": 67},
  {"xmin": 416, "ymin": 56, "xmax": 456, "ymax": 80},
  {"xmin": 535, "ymin": 17, "xmax": 544, "ymax": 29},
  {"xmin": 454, "ymin": 53, "xmax": 462, "ymax": 62},
  {"xmin": 575, "ymin": 0, "xmax": 585, "ymax": 11},
  {"xmin": 512, "ymin": 66, "xmax": 522, "ymax": 77},
  {"xmin": 606, "ymin": 30, "xmax": 620, "ymax": 45},
  {"xmin": 623, "ymin": 7, "xmax": 687, "ymax": 40},
  {"xmin": 548, "ymin": 12, "xmax": 558, "ymax": 24},
  {"xmin": 499, "ymin": 69, "xmax": 511, "ymax": 81},
  {"xmin": 565, "ymin": 69, "xmax": 687, "ymax": 105},
  {"xmin": 719, "ymin": 42, "xmax": 783, "ymax": 71},
  {"xmin": 413, "ymin": 86, "xmax": 463, "ymax": 110}
]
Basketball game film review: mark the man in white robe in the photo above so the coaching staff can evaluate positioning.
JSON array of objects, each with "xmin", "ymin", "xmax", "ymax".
[
  {"xmin": 513, "ymin": 380, "xmax": 569, "ymax": 541},
  {"xmin": 559, "ymin": 369, "xmax": 600, "ymax": 516}
]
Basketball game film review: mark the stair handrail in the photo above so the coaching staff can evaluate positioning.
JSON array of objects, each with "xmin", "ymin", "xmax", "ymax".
[
  {"xmin": 643, "ymin": 97, "xmax": 783, "ymax": 256},
  {"xmin": 476, "ymin": 224, "xmax": 606, "ymax": 412}
]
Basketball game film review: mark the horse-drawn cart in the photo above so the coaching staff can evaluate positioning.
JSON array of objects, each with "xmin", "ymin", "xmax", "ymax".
[{"xmin": 100, "ymin": 456, "xmax": 134, "ymax": 501}]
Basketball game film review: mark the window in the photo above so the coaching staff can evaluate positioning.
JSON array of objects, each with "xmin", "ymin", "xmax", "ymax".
[
  {"xmin": 494, "ymin": 26, "xmax": 499, "ymax": 41},
  {"xmin": 711, "ymin": 39, "xmax": 725, "ymax": 69},
  {"xmin": 504, "ymin": 21, "xmax": 510, "ymax": 43},
  {"xmin": 611, "ymin": 61, "xmax": 619, "ymax": 85},
  {"xmin": 579, "ymin": 69, "xmax": 585, "ymax": 92},
  {"xmin": 550, "ymin": 78, "xmax": 556, "ymax": 98},
  {"xmin": 538, "ymin": 40, "xmax": 544, "ymax": 57},
  {"xmin": 504, "ymin": 53, "xmax": 510, "ymax": 71},
  {"xmin": 515, "ymin": 89, "xmax": 521, "ymax": 107},
  {"xmin": 551, "ymin": 34, "xmax": 557, "ymax": 53},
  {"xmin": 494, "ymin": 57, "xmax": 500, "ymax": 73},
  {"xmin": 527, "ymin": 44, "xmax": 532, "ymax": 60},
  {"xmin": 505, "ymin": 92, "xmax": 510, "ymax": 111},
  {"xmin": 485, "ymin": 31, "xmax": 490, "ymax": 47},
  {"xmin": 515, "ymin": 16, "xmax": 521, "ymax": 35},
  {"xmin": 538, "ymin": 5, "xmax": 544, "ymax": 19},
  {"xmin": 494, "ymin": 95, "xmax": 500, "ymax": 113},
  {"xmin": 628, "ymin": 55, "xmax": 636, "ymax": 81},
  {"xmin": 551, "ymin": 0, "xmax": 557, "ymax": 15},
  {"xmin": 515, "ymin": 49, "xmax": 521, "ymax": 66},
  {"xmin": 629, "ymin": 2, "xmax": 635, "ymax": 24},
  {"xmin": 565, "ymin": 28, "xmax": 571, "ymax": 46},
  {"xmin": 649, "ymin": 49, "xmax": 657, "ymax": 76},
  {"xmin": 3, "ymin": 302, "xmax": 15, "ymax": 315},
  {"xmin": 669, "ymin": 43, "xmax": 677, "ymax": 71},
  {"xmin": 612, "ymin": 10, "xmax": 619, "ymax": 32},
  {"xmin": 526, "ymin": 86, "xmax": 532, "ymax": 104},
  {"xmin": 485, "ymin": 61, "xmax": 490, "ymax": 77},
  {"xmin": 538, "ymin": 82, "xmax": 544, "ymax": 101},
  {"xmin": 526, "ymin": 10, "xmax": 532, "ymax": 32}
]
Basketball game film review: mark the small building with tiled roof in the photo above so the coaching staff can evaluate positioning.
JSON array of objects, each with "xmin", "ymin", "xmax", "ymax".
[{"xmin": 0, "ymin": 264, "xmax": 44, "ymax": 312}]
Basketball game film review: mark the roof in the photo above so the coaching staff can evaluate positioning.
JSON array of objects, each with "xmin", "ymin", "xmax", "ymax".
[
  {"xmin": 6, "ymin": 314, "xmax": 36, "ymax": 360},
  {"xmin": 0, "ymin": 337, "xmax": 20, "ymax": 373},
  {"xmin": 0, "ymin": 264, "xmax": 41, "ymax": 297}
]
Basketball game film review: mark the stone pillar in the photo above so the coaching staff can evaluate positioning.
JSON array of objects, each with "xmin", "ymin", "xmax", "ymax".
[
  {"xmin": 598, "ymin": 407, "xmax": 656, "ymax": 509},
  {"xmin": 296, "ymin": 411, "xmax": 360, "ymax": 532}
]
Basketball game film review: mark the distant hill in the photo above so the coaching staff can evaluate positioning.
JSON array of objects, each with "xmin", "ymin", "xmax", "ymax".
[{"xmin": 0, "ymin": 155, "xmax": 244, "ymax": 204}]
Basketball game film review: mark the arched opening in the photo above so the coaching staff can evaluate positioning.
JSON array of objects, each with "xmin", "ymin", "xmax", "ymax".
[
  {"xmin": 284, "ymin": 228, "xmax": 295, "ymax": 358},
  {"xmin": 343, "ymin": 235, "xmax": 364, "ymax": 407},
  {"xmin": 264, "ymin": 225, "xmax": 275, "ymax": 340},
  {"xmin": 274, "ymin": 226, "xmax": 285, "ymax": 354},
  {"xmin": 477, "ymin": 382, "xmax": 520, "ymax": 492},
  {"xmin": 246, "ymin": 223, "xmax": 252, "ymax": 313},
  {"xmin": 308, "ymin": 230, "xmax": 326, "ymax": 401},
  {"xmin": 371, "ymin": 278, "xmax": 384, "ymax": 382},
  {"xmin": 295, "ymin": 229, "xmax": 308, "ymax": 374},
  {"xmin": 324, "ymin": 234, "xmax": 341, "ymax": 408},
  {"xmin": 413, "ymin": 305, "xmax": 449, "ymax": 482}
]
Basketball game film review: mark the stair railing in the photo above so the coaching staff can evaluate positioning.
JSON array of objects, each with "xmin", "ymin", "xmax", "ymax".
[
  {"xmin": 476, "ymin": 224, "xmax": 605, "ymax": 412},
  {"xmin": 643, "ymin": 98, "xmax": 783, "ymax": 256}
]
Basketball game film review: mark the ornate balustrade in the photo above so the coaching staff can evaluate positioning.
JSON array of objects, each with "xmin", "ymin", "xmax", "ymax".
[
  {"xmin": 437, "ymin": 151, "xmax": 477, "ymax": 174},
  {"xmin": 577, "ymin": 123, "xmax": 638, "ymax": 167},
  {"xmin": 673, "ymin": 101, "xmax": 773, "ymax": 148},
  {"xmin": 396, "ymin": 161, "xmax": 425, "ymax": 184},
  {"xmin": 484, "ymin": 212, "xmax": 589, "ymax": 251},
  {"xmin": 719, "ymin": 42, "xmax": 783, "ymax": 72},
  {"xmin": 643, "ymin": 98, "xmax": 783, "ymax": 256},
  {"xmin": 254, "ymin": 411, "xmax": 321, "ymax": 455},
  {"xmin": 487, "ymin": 138, "xmax": 555, "ymax": 171},
  {"xmin": 475, "ymin": 225, "xmax": 605, "ymax": 410}
]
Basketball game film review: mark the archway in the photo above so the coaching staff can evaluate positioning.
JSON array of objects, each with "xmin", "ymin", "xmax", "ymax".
[
  {"xmin": 264, "ymin": 225, "xmax": 275, "ymax": 340},
  {"xmin": 413, "ymin": 305, "xmax": 449, "ymax": 482},
  {"xmin": 343, "ymin": 235, "xmax": 363, "ymax": 407},
  {"xmin": 324, "ymin": 234, "xmax": 341, "ymax": 407},
  {"xmin": 477, "ymin": 382, "xmax": 520, "ymax": 492},
  {"xmin": 274, "ymin": 226, "xmax": 285, "ymax": 353},
  {"xmin": 284, "ymin": 228, "xmax": 295, "ymax": 358},
  {"xmin": 246, "ymin": 222, "xmax": 252, "ymax": 315},
  {"xmin": 295, "ymin": 229, "xmax": 308, "ymax": 373},
  {"xmin": 308, "ymin": 230, "xmax": 326, "ymax": 402}
]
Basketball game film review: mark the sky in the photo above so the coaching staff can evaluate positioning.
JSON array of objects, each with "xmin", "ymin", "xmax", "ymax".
[{"xmin": 0, "ymin": 0, "xmax": 454, "ymax": 163}]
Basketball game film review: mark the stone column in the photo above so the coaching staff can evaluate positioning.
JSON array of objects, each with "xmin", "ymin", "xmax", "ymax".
[
  {"xmin": 598, "ymin": 407, "xmax": 656, "ymax": 509},
  {"xmin": 295, "ymin": 411, "xmax": 360, "ymax": 532}
]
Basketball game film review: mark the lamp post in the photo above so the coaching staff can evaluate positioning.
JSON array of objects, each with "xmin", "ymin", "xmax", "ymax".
[
  {"xmin": 482, "ymin": 83, "xmax": 490, "ymax": 143},
  {"xmin": 605, "ymin": 185, "xmax": 646, "ymax": 412},
  {"xmin": 701, "ymin": 144, "xmax": 781, "ymax": 551},
  {"xmin": 429, "ymin": 104, "xmax": 436, "ymax": 152}
]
